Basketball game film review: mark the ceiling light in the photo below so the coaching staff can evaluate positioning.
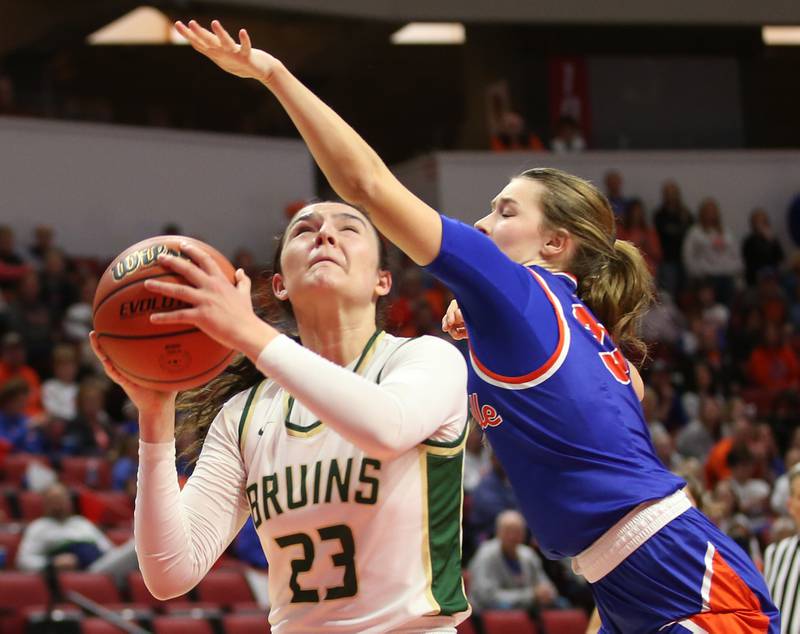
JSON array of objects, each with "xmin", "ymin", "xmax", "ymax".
[
  {"xmin": 391, "ymin": 23, "xmax": 466, "ymax": 45},
  {"xmin": 88, "ymin": 6, "xmax": 189, "ymax": 45},
  {"xmin": 762, "ymin": 26, "xmax": 800, "ymax": 45}
]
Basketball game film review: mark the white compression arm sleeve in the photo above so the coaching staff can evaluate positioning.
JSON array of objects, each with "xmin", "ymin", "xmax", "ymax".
[
  {"xmin": 135, "ymin": 400, "xmax": 250, "ymax": 600},
  {"xmin": 256, "ymin": 334, "xmax": 468, "ymax": 460}
]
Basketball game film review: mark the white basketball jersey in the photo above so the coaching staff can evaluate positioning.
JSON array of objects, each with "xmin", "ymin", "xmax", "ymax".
[{"xmin": 236, "ymin": 332, "xmax": 470, "ymax": 633}]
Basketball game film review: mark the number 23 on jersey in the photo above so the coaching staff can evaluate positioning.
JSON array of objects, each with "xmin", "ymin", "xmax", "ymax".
[{"xmin": 572, "ymin": 304, "xmax": 630, "ymax": 385}]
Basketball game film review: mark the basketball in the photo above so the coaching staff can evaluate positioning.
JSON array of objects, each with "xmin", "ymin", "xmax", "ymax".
[{"xmin": 93, "ymin": 236, "xmax": 237, "ymax": 391}]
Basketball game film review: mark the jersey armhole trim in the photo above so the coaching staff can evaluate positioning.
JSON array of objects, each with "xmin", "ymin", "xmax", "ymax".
[
  {"xmin": 468, "ymin": 268, "xmax": 571, "ymax": 390},
  {"xmin": 421, "ymin": 415, "xmax": 469, "ymax": 450},
  {"xmin": 238, "ymin": 380, "xmax": 267, "ymax": 453}
]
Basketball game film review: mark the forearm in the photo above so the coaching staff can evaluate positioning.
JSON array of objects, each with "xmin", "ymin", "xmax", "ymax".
[
  {"xmin": 255, "ymin": 335, "xmax": 465, "ymax": 459},
  {"xmin": 262, "ymin": 65, "xmax": 441, "ymax": 264},
  {"xmin": 135, "ymin": 437, "xmax": 248, "ymax": 599}
]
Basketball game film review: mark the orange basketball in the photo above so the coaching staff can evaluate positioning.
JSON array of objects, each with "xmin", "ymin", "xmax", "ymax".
[{"xmin": 93, "ymin": 236, "xmax": 237, "ymax": 392}]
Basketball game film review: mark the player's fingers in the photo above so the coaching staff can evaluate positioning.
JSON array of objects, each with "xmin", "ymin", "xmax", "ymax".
[
  {"xmin": 144, "ymin": 279, "xmax": 203, "ymax": 304},
  {"xmin": 178, "ymin": 242, "xmax": 223, "ymax": 277},
  {"xmin": 211, "ymin": 20, "xmax": 238, "ymax": 50},
  {"xmin": 156, "ymin": 252, "xmax": 207, "ymax": 286},
  {"xmin": 235, "ymin": 268, "xmax": 252, "ymax": 295},
  {"xmin": 150, "ymin": 308, "xmax": 198, "ymax": 325},
  {"xmin": 174, "ymin": 22, "xmax": 207, "ymax": 52},
  {"xmin": 89, "ymin": 333, "xmax": 129, "ymax": 384},
  {"xmin": 239, "ymin": 29, "xmax": 252, "ymax": 55},
  {"xmin": 88, "ymin": 331, "xmax": 108, "ymax": 363},
  {"xmin": 188, "ymin": 20, "xmax": 220, "ymax": 48}
]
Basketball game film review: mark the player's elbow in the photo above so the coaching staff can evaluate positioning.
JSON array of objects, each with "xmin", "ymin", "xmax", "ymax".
[
  {"xmin": 141, "ymin": 567, "xmax": 195, "ymax": 601},
  {"xmin": 339, "ymin": 161, "xmax": 388, "ymax": 208}
]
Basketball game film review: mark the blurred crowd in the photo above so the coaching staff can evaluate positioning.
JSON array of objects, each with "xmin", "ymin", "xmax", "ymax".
[{"xmin": 1, "ymin": 169, "xmax": 800, "ymax": 621}]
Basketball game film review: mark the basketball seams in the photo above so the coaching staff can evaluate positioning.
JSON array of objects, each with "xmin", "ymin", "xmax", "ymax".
[{"xmin": 96, "ymin": 327, "xmax": 200, "ymax": 340}]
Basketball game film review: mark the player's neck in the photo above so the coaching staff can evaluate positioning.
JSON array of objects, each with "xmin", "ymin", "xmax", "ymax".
[{"xmin": 294, "ymin": 309, "xmax": 378, "ymax": 367}]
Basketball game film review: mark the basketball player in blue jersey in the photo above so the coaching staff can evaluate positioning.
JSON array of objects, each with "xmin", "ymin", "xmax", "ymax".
[{"xmin": 176, "ymin": 19, "xmax": 779, "ymax": 633}]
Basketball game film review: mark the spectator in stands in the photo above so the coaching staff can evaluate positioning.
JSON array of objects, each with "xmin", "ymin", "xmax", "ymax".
[
  {"xmin": 696, "ymin": 281, "xmax": 730, "ymax": 333},
  {"xmin": 0, "ymin": 377, "xmax": 47, "ymax": 453},
  {"xmin": 468, "ymin": 510, "xmax": 558, "ymax": 616},
  {"xmin": 681, "ymin": 359, "xmax": 723, "ymax": 422},
  {"xmin": 650, "ymin": 425, "xmax": 683, "ymax": 472},
  {"xmin": 771, "ymin": 391, "xmax": 800, "ymax": 458},
  {"xmin": 469, "ymin": 452, "xmax": 519, "ymax": 543},
  {"xmin": 704, "ymin": 479, "xmax": 738, "ymax": 533},
  {"xmin": 4, "ymin": 271, "xmax": 55, "ymax": 375},
  {"xmin": 16, "ymin": 483, "xmax": 112, "ymax": 572},
  {"xmin": 486, "ymin": 81, "xmax": 544, "ymax": 153},
  {"xmin": 764, "ymin": 465, "xmax": 800, "ymax": 627},
  {"xmin": 38, "ymin": 248, "xmax": 77, "ymax": 320},
  {"xmin": 725, "ymin": 445, "xmax": 770, "ymax": 525},
  {"xmin": 747, "ymin": 322, "xmax": 800, "ymax": 391},
  {"xmin": 63, "ymin": 275, "xmax": 98, "ymax": 371},
  {"xmin": 682, "ymin": 198, "xmax": 742, "ymax": 303},
  {"xmin": 550, "ymin": 115, "xmax": 585, "ymax": 153},
  {"xmin": 603, "ymin": 170, "xmax": 630, "ymax": 220},
  {"xmin": 616, "ymin": 199, "xmax": 662, "ymax": 274},
  {"xmin": 0, "ymin": 331, "xmax": 43, "ymax": 417},
  {"xmin": 654, "ymin": 180, "xmax": 693, "ymax": 296},
  {"xmin": 640, "ymin": 289, "xmax": 685, "ymax": 346},
  {"xmin": 41, "ymin": 344, "xmax": 79, "ymax": 422},
  {"xmin": 28, "ymin": 225, "xmax": 56, "ymax": 265},
  {"xmin": 754, "ymin": 269, "xmax": 788, "ymax": 328},
  {"xmin": 61, "ymin": 379, "xmax": 114, "ymax": 456},
  {"xmin": 647, "ymin": 360, "xmax": 687, "ymax": 431},
  {"xmin": 704, "ymin": 403, "xmax": 757, "ymax": 490},
  {"xmin": 489, "ymin": 111, "xmax": 545, "ymax": 153},
  {"xmin": 464, "ymin": 425, "xmax": 489, "ymax": 493},
  {"xmin": 676, "ymin": 395, "xmax": 722, "ymax": 462},
  {"xmin": 111, "ymin": 434, "xmax": 138, "ymax": 494},
  {"xmin": 742, "ymin": 209, "xmax": 784, "ymax": 287},
  {"xmin": 0, "ymin": 224, "xmax": 30, "ymax": 290},
  {"xmin": 771, "ymin": 447, "xmax": 800, "ymax": 516}
]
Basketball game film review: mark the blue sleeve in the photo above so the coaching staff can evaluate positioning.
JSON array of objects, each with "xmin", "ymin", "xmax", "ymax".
[{"xmin": 424, "ymin": 215, "xmax": 565, "ymax": 382}]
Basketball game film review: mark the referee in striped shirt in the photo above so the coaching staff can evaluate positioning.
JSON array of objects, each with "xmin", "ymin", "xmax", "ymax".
[{"xmin": 765, "ymin": 464, "xmax": 800, "ymax": 633}]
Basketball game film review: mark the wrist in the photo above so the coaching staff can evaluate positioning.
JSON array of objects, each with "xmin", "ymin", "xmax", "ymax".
[
  {"xmin": 238, "ymin": 316, "xmax": 280, "ymax": 364},
  {"xmin": 139, "ymin": 394, "xmax": 177, "ymax": 442},
  {"xmin": 259, "ymin": 59, "xmax": 287, "ymax": 88}
]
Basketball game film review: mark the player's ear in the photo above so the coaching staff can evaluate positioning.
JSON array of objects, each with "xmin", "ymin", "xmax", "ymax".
[
  {"xmin": 272, "ymin": 272, "xmax": 289, "ymax": 301},
  {"xmin": 375, "ymin": 269, "xmax": 392, "ymax": 298},
  {"xmin": 541, "ymin": 227, "xmax": 571, "ymax": 260}
]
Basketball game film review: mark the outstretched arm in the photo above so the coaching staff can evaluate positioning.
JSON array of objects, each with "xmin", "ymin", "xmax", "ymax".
[{"xmin": 175, "ymin": 19, "xmax": 442, "ymax": 265}]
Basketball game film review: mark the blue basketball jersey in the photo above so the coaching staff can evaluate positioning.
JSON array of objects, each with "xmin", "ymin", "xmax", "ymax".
[{"xmin": 426, "ymin": 215, "xmax": 685, "ymax": 558}]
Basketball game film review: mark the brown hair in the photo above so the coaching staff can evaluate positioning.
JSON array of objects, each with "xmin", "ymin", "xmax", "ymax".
[
  {"xmin": 517, "ymin": 167, "xmax": 654, "ymax": 362},
  {"xmin": 176, "ymin": 203, "xmax": 390, "ymax": 462}
]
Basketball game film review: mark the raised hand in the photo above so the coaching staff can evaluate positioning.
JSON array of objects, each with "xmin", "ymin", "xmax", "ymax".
[
  {"xmin": 441, "ymin": 299, "xmax": 468, "ymax": 340},
  {"xmin": 174, "ymin": 19, "xmax": 279, "ymax": 83}
]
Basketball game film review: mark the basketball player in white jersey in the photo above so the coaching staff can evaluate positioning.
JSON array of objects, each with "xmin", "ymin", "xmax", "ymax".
[{"xmin": 90, "ymin": 202, "xmax": 471, "ymax": 633}]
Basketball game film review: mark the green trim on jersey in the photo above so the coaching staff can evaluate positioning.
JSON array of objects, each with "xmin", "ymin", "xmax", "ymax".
[
  {"xmin": 283, "ymin": 329, "xmax": 384, "ymax": 437},
  {"xmin": 238, "ymin": 380, "xmax": 268, "ymax": 452},
  {"xmin": 284, "ymin": 419, "xmax": 324, "ymax": 437},
  {"xmin": 425, "ymin": 448, "xmax": 469, "ymax": 616},
  {"xmin": 421, "ymin": 416, "xmax": 469, "ymax": 449}
]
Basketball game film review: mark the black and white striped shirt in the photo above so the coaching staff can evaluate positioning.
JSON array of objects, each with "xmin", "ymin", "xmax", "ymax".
[{"xmin": 765, "ymin": 535, "xmax": 800, "ymax": 633}]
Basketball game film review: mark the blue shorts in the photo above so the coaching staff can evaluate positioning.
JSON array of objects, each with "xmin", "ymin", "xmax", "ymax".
[{"xmin": 592, "ymin": 508, "xmax": 779, "ymax": 633}]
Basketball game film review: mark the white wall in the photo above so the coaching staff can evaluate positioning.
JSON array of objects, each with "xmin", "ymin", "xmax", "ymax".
[
  {"xmin": 0, "ymin": 117, "xmax": 314, "ymax": 261},
  {"xmin": 422, "ymin": 150, "xmax": 800, "ymax": 248}
]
